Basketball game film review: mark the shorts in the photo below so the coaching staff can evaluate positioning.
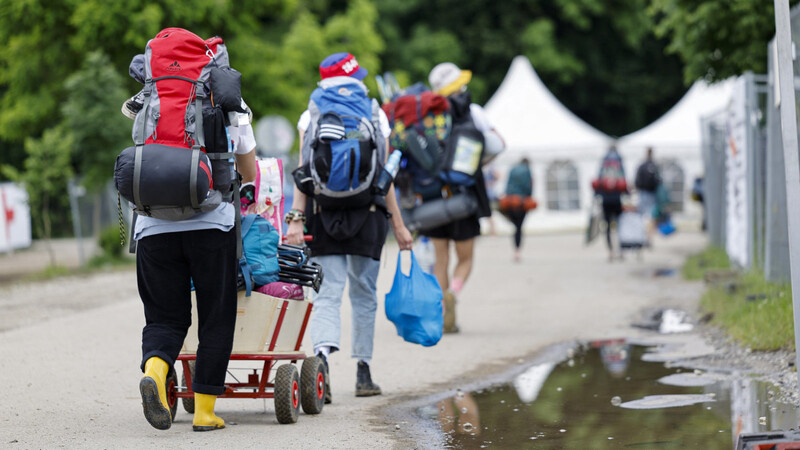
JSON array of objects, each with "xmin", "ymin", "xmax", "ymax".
[{"xmin": 421, "ymin": 216, "xmax": 481, "ymax": 241}]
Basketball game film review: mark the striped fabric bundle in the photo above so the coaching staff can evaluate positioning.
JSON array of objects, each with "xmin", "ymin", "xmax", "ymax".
[{"xmin": 318, "ymin": 112, "xmax": 345, "ymax": 140}]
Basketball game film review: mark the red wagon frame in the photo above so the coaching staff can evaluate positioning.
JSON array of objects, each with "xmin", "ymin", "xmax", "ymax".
[{"xmin": 169, "ymin": 297, "xmax": 327, "ymax": 423}]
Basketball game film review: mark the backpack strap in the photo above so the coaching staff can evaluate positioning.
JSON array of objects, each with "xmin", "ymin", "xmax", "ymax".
[
  {"xmin": 132, "ymin": 81, "xmax": 154, "ymax": 214},
  {"xmin": 238, "ymin": 213, "xmax": 257, "ymax": 296},
  {"xmin": 233, "ymin": 177, "xmax": 242, "ymax": 260},
  {"xmin": 238, "ymin": 257, "xmax": 252, "ymax": 296}
]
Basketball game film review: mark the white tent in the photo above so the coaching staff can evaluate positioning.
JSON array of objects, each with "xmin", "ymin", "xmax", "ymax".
[
  {"xmin": 617, "ymin": 80, "xmax": 734, "ymax": 158},
  {"xmin": 617, "ymin": 79, "xmax": 735, "ymax": 223},
  {"xmin": 485, "ymin": 55, "xmax": 612, "ymax": 157},
  {"xmin": 483, "ymin": 55, "xmax": 613, "ymax": 232}
]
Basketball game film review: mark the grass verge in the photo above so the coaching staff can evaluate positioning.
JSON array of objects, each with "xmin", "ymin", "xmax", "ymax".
[
  {"xmin": 682, "ymin": 245, "xmax": 730, "ymax": 280},
  {"xmin": 684, "ymin": 247, "xmax": 795, "ymax": 351},
  {"xmin": 20, "ymin": 255, "xmax": 135, "ymax": 284}
]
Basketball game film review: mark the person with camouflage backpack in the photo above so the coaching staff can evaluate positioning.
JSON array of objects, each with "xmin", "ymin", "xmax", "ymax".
[{"xmin": 422, "ymin": 62, "xmax": 502, "ymax": 334}]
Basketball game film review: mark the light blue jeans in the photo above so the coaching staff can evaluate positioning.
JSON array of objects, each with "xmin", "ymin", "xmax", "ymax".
[
  {"xmin": 310, "ymin": 254, "xmax": 380, "ymax": 362},
  {"xmin": 638, "ymin": 191, "xmax": 657, "ymax": 218}
]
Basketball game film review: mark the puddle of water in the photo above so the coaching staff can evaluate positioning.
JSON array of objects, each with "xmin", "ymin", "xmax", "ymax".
[
  {"xmin": 654, "ymin": 268, "xmax": 677, "ymax": 277},
  {"xmin": 425, "ymin": 341, "xmax": 799, "ymax": 449},
  {"xmin": 632, "ymin": 308, "xmax": 694, "ymax": 334}
]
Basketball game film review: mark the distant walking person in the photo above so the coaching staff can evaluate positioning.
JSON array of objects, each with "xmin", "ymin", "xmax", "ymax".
[
  {"xmin": 634, "ymin": 147, "xmax": 660, "ymax": 246},
  {"xmin": 592, "ymin": 145, "xmax": 628, "ymax": 261},
  {"xmin": 483, "ymin": 165, "xmax": 500, "ymax": 236},
  {"xmin": 504, "ymin": 158, "xmax": 533, "ymax": 262}
]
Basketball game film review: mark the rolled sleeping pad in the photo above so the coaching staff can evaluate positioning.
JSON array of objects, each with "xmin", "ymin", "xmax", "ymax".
[{"xmin": 406, "ymin": 193, "xmax": 479, "ymax": 232}]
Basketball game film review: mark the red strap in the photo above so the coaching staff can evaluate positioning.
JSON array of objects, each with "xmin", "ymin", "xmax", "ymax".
[{"xmin": 199, "ymin": 160, "xmax": 213, "ymax": 189}]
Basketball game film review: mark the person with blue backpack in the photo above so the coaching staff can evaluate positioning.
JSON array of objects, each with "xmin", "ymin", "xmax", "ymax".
[{"xmin": 285, "ymin": 52, "xmax": 413, "ymax": 401}]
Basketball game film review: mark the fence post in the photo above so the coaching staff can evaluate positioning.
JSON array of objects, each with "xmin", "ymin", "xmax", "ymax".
[
  {"xmin": 67, "ymin": 179, "xmax": 86, "ymax": 266},
  {"xmin": 773, "ymin": 0, "xmax": 800, "ymax": 383}
]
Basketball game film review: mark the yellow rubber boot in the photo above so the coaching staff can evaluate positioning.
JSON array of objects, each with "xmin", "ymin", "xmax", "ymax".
[
  {"xmin": 193, "ymin": 393, "xmax": 225, "ymax": 432},
  {"xmin": 140, "ymin": 357, "xmax": 172, "ymax": 430}
]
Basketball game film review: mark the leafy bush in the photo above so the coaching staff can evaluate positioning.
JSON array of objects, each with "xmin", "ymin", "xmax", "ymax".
[{"xmin": 98, "ymin": 225, "xmax": 125, "ymax": 259}]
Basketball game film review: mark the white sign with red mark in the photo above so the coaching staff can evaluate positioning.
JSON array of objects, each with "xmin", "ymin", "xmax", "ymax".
[{"xmin": 0, "ymin": 183, "xmax": 32, "ymax": 252}]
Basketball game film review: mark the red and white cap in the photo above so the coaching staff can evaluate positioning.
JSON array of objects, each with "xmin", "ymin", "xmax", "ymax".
[{"xmin": 319, "ymin": 53, "xmax": 368, "ymax": 80}]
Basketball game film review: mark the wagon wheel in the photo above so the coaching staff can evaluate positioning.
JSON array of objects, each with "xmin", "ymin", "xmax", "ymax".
[
  {"xmin": 274, "ymin": 364, "xmax": 300, "ymax": 424},
  {"xmin": 181, "ymin": 360, "xmax": 196, "ymax": 414},
  {"xmin": 166, "ymin": 369, "xmax": 178, "ymax": 420},
  {"xmin": 300, "ymin": 356, "xmax": 325, "ymax": 415}
]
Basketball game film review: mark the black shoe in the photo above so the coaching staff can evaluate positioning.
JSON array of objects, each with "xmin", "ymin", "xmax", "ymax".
[
  {"xmin": 121, "ymin": 91, "xmax": 145, "ymax": 120},
  {"xmin": 317, "ymin": 352, "xmax": 332, "ymax": 404},
  {"xmin": 355, "ymin": 361, "xmax": 381, "ymax": 397}
]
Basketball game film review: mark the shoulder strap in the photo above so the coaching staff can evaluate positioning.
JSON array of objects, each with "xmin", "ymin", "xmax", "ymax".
[{"xmin": 241, "ymin": 213, "xmax": 257, "ymax": 236}]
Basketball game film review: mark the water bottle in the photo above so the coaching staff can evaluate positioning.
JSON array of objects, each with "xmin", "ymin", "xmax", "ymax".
[
  {"xmin": 415, "ymin": 236, "xmax": 435, "ymax": 274},
  {"xmin": 375, "ymin": 150, "xmax": 403, "ymax": 195}
]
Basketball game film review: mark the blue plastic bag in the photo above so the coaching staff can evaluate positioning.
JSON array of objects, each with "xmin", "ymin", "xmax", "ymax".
[
  {"xmin": 658, "ymin": 217, "xmax": 676, "ymax": 236},
  {"xmin": 385, "ymin": 250, "xmax": 444, "ymax": 347}
]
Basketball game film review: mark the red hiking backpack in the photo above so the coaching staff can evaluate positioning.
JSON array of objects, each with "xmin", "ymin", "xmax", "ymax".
[
  {"xmin": 592, "ymin": 153, "xmax": 627, "ymax": 194},
  {"xmin": 115, "ymin": 28, "xmax": 241, "ymax": 221}
]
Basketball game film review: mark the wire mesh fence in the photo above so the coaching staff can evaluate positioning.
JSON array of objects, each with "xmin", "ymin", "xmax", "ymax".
[{"xmin": 699, "ymin": 5, "xmax": 800, "ymax": 282}]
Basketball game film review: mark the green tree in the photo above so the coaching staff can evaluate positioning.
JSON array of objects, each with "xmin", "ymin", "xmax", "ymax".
[
  {"xmin": 0, "ymin": 0, "xmax": 299, "ymax": 145},
  {"xmin": 650, "ymin": 0, "xmax": 800, "ymax": 84},
  {"xmin": 240, "ymin": 0, "xmax": 385, "ymax": 125},
  {"xmin": 1, "ymin": 128, "xmax": 74, "ymax": 262},
  {"xmin": 61, "ymin": 51, "xmax": 130, "ymax": 191},
  {"xmin": 375, "ymin": 0, "xmax": 687, "ymax": 137}
]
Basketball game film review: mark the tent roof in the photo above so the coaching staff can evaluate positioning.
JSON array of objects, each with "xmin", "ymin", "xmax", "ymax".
[
  {"xmin": 484, "ymin": 56, "xmax": 611, "ymax": 153},
  {"xmin": 617, "ymin": 79, "xmax": 734, "ymax": 153}
]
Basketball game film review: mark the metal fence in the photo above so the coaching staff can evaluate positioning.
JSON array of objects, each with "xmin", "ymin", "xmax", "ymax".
[
  {"xmin": 699, "ymin": 5, "xmax": 800, "ymax": 282},
  {"xmin": 67, "ymin": 179, "xmax": 131, "ymax": 264}
]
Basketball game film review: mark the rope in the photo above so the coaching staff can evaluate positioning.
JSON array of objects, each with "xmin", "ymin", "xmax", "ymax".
[{"xmin": 117, "ymin": 190, "xmax": 127, "ymax": 246}]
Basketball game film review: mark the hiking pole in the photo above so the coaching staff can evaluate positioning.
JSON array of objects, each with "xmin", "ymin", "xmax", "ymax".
[{"xmin": 375, "ymin": 74, "xmax": 389, "ymax": 104}]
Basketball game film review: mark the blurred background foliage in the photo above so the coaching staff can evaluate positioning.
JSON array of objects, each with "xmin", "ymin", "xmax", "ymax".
[{"xmin": 0, "ymin": 0, "xmax": 790, "ymax": 237}]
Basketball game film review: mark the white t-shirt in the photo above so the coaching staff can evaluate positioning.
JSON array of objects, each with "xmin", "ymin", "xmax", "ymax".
[
  {"xmin": 134, "ymin": 122, "xmax": 257, "ymax": 240},
  {"xmin": 470, "ymin": 103, "xmax": 493, "ymax": 133},
  {"xmin": 297, "ymin": 107, "xmax": 391, "ymax": 138}
]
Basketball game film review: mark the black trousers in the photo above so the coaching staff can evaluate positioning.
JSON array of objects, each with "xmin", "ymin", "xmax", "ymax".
[
  {"xmin": 506, "ymin": 209, "xmax": 528, "ymax": 249},
  {"xmin": 602, "ymin": 198, "xmax": 623, "ymax": 251},
  {"xmin": 137, "ymin": 228, "xmax": 238, "ymax": 395}
]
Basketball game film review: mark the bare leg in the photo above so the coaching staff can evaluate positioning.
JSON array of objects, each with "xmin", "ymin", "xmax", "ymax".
[
  {"xmin": 431, "ymin": 238, "xmax": 451, "ymax": 292},
  {"xmin": 452, "ymin": 238, "xmax": 475, "ymax": 293}
]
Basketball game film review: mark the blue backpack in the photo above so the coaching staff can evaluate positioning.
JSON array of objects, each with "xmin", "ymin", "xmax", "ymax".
[
  {"xmin": 293, "ymin": 80, "xmax": 385, "ymax": 210},
  {"xmin": 239, "ymin": 214, "xmax": 280, "ymax": 296}
]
